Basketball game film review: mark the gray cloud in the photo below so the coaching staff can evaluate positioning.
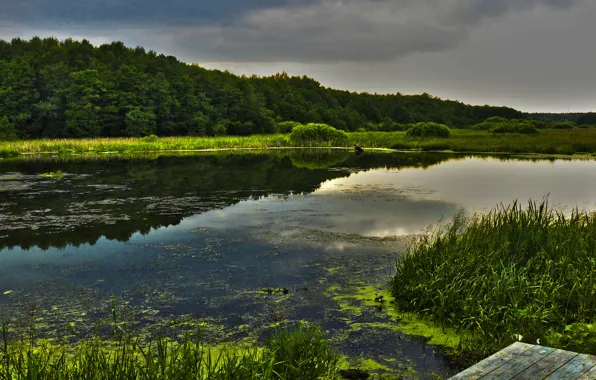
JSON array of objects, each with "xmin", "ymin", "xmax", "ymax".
[
  {"xmin": 0, "ymin": 0, "xmax": 317, "ymax": 26},
  {"xmin": 444, "ymin": 0, "xmax": 578, "ymax": 25},
  {"xmin": 0, "ymin": 0, "xmax": 582, "ymax": 63}
]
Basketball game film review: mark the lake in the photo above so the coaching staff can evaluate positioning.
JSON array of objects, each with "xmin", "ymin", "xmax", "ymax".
[{"xmin": 2, "ymin": 150, "xmax": 596, "ymax": 378}]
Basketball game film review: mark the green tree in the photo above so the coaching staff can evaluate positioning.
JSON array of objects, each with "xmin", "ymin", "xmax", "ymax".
[
  {"xmin": 65, "ymin": 70, "xmax": 105, "ymax": 137},
  {"xmin": 125, "ymin": 108, "xmax": 157, "ymax": 137},
  {"xmin": 0, "ymin": 116, "xmax": 18, "ymax": 140}
]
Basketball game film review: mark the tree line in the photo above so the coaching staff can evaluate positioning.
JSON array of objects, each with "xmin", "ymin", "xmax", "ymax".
[{"xmin": 0, "ymin": 37, "xmax": 582, "ymax": 140}]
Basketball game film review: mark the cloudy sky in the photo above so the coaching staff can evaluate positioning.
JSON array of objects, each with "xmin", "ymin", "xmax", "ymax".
[{"xmin": 1, "ymin": 0, "xmax": 593, "ymax": 112}]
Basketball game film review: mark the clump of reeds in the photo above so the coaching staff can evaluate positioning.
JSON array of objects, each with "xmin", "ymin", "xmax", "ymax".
[
  {"xmin": 0, "ymin": 312, "xmax": 343, "ymax": 379},
  {"xmin": 391, "ymin": 200, "xmax": 596, "ymax": 357}
]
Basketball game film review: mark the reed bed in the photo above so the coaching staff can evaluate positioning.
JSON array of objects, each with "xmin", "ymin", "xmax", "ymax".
[
  {"xmin": 0, "ymin": 318, "xmax": 343, "ymax": 380},
  {"xmin": 4, "ymin": 129, "xmax": 596, "ymax": 158},
  {"xmin": 391, "ymin": 200, "xmax": 596, "ymax": 358}
]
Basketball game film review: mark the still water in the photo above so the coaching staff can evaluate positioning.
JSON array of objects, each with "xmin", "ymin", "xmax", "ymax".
[{"xmin": 1, "ymin": 151, "xmax": 596, "ymax": 378}]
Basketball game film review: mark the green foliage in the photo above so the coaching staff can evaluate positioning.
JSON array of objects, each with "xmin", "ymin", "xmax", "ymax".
[
  {"xmin": 545, "ymin": 324, "xmax": 596, "ymax": 355},
  {"xmin": 38, "ymin": 170, "xmax": 63, "ymax": 180},
  {"xmin": 490, "ymin": 120, "xmax": 539, "ymax": 134},
  {"xmin": 550, "ymin": 121, "xmax": 576, "ymax": 129},
  {"xmin": 266, "ymin": 324, "xmax": 342, "ymax": 379},
  {"xmin": 391, "ymin": 200, "xmax": 596, "ymax": 358},
  {"xmin": 125, "ymin": 108, "xmax": 157, "ymax": 137},
  {"xmin": 276, "ymin": 121, "xmax": 303, "ymax": 134},
  {"xmin": 0, "ymin": 116, "xmax": 18, "ymax": 140},
  {"xmin": 405, "ymin": 122, "xmax": 451, "ymax": 138},
  {"xmin": 528, "ymin": 119, "xmax": 547, "ymax": 129},
  {"xmin": 210, "ymin": 121, "xmax": 228, "ymax": 136},
  {"xmin": 142, "ymin": 134, "xmax": 159, "ymax": 142},
  {"xmin": 471, "ymin": 117, "xmax": 509, "ymax": 130},
  {"xmin": 0, "ymin": 37, "xmax": 527, "ymax": 139},
  {"xmin": 0, "ymin": 317, "xmax": 343, "ymax": 379},
  {"xmin": 289, "ymin": 123, "xmax": 348, "ymax": 145}
]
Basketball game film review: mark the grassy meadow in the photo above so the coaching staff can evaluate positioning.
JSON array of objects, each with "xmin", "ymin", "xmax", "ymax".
[
  {"xmin": 4, "ymin": 129, "xmax": 596, "ymax": 158},
  {"xmin": 391, "ymin": 200, "xmax": 596, "ymax": 360}
]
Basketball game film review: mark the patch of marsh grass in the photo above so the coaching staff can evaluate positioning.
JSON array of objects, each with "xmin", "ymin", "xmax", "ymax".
[
  {"xmin": 391, "ymin": 200, "xmax": 596, "ymax": 358},
  {"xmin": 0, "ymin": 313, "xmax": 343, "ymax": 380}
]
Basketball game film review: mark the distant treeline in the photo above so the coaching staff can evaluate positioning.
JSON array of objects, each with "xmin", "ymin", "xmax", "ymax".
[{"xmin": 0, "ymin": 37, "xmax": 591, "ymax": 140}]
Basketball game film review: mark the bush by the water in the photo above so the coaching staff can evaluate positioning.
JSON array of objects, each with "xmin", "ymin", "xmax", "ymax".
[
  {"xmin": 490, "ymin": 120, "xmax": 539, "ymax": 134},
  {"xmin": 550, "ymin": 121, "xmax": 576, "ymax": 129},
  {"xmin": 0, "ymin": 320, "xmax": 343, "ymax": 379},
  {"xmin": 289, "ymin": 123, "xmax": 348, "ymax": 145},
  {"xmin": 142, "ymin": 134, "xmax": 160, "ymax": 142},
  {"xmin": 405, "ymin": 122, "xmax": 451, "ymax": 138},
  {"xmin": 391, "ymin": 200, "xmax": 596, "ymax": 357},
  {"xmin": 276, "ymin": 121, "xmax": 304, "ymax": 134},
  {"xmin": 471, "ymin": 117, "xmax": 509, "ymax": 131}
]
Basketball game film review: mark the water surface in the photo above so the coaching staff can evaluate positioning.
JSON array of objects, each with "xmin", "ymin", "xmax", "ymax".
[{"xmin": 2, "ymin": 151, "xmax": 596, "ymax": 378}]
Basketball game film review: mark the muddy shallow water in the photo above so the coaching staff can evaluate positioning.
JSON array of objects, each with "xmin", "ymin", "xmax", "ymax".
[{"xmin": 2, "ymin": 151, "xmax": 596, "ymax": 378}]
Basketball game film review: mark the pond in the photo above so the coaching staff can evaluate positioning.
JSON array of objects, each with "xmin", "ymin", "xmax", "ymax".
[{"xmin": 2, "ymin": 150, "xmax": 596, "ymax": 378}]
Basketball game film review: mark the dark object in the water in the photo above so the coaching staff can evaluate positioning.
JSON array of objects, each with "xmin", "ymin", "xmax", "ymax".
[
  {"xmin": 339, "ymin": 368, "xmax": 371, "ymax": 379},
  {"xmin": 259, "ymin": 287, "xmax": 290, "ymax": 295},
  {"xmin": 354, "ymin": 143, "xmax": 364, "ymax": 153}
]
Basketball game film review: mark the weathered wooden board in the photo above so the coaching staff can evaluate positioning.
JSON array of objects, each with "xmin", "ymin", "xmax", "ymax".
[
  {"xmin": 512, "ymin": 348, "xmax": 578, "ymax": 380},
  {"xmin": 543, "ymin": 354, "xmax": 596, "ymax": 380},
  {"xmin": 450, "ymin": 344, "xmax": 596, "ymax": 380},
  {"xmin": 449, "ymin": 342, "xmax": 534, "ymax": 379},
  {"xmin": 482, "ymin": 345, "xmax": 555, "ymax": 379},
  {"xmin": 577, "ymin": 363, "xmax": 596, "ymax": 379}
]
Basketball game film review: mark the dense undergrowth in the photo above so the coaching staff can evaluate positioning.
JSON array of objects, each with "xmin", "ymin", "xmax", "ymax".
[
  {"xmin": 0, "ymin": 316, "xmax": 344, "ymax": 380},
  {"xmin": 5, "ymin": 129, "xmax": 596, "ymax": 158},
  {"xmin": 391, "ymin": 200, "xmax": 596, "ymax": 359}
]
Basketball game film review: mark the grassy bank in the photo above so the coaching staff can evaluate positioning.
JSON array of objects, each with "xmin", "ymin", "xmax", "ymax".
[
  {"xmin": 355, "ymin": 129, "xmax": 596, "ymax": 155},
  {"xmin": 0, "ymin": 319, "xmax": 346, "ymax": 379},
  {"xmin": 4, "ymin": 129, "xmax": 596, "ymax": 158},
  {"xmin": 391, "ymin": 200, "xmax": 596, "ymax": 360}
]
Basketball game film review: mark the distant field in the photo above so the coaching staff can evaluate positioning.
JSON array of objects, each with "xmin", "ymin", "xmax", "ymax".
[{"xmin": 2, "ymin": 129, "xmax": 596, "ymax": 158}]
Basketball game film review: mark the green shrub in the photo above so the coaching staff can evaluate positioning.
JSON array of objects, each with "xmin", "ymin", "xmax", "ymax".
[
  {"xmin": 471, "ymin": 117, "xmax": 509, "ymax": 131},
  {"xmin": 405, "ymin": 122, "xmax": 451, "ymax": 138},
  {"xmin": 276, "ymin": 121, "xmax": 303, "ymax": 134},
  {"xmin": 491, "ymin": 121, "xmax": 539, "ymax": 134},
  {"xmin": 550, "ymin": 121, "xmax": 575, "ymax": 129},
  {"xmin": 289, "ymin": 123, "xmax": 348, "ymax": 145},
  {"xmin": 546, "ymin": 324, "xmax": 596, "ymax": 355},
  {"xmin": 378, "ymin": 120, "xmax": 408, "ymax": 132},
  {"xmin": 142, "ymin": 134, "xmax": 159, "ymax": 142},
  {"xmin": 528, "ymin": 119, "xmax": 548, "ymax": 129}
]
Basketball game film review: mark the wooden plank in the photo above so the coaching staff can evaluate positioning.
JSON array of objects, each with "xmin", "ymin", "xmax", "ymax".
[
  {"xmin": 544, "ymin": 354, "xmax": 596, "ymax": 380},
  {"xmin": 577, "ymin": 364, "xmax": 596, "ymax": 379},
  {"xmin": 481, "ymin": 345, "xmax": 556, "ymax": 379},
  {"xmin": 513, "ymin": 348, "xmax": 578, "ymax": 380},
  {"xmin": 449, "ymin": 342, "xmax": 534, "ymax": 380}
]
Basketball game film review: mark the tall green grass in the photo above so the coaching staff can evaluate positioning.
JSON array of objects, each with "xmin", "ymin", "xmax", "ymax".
[
  {"xmin": 391, "ymin": 200, "xmax": 596, "ymax": 358},
  {"xmin": 4, "ymin": 129, "xmax": 596, "ymax": 158},
  {"xmin": 0, "ymin": 315, "xmax": 343, "ymax": 379}
]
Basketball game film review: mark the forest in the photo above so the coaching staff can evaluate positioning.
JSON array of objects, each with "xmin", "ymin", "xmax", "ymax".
[{"xmin": 0, "ymin": 37, "xmax": 538, "ymax": 140}]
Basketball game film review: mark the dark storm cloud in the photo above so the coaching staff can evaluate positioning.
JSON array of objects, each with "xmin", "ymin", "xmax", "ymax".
[
  {"xmin": 0, "ymin": 0, "xmax": 317, "ymax": 26},
  {"xmin": 445, "ymin": 0, "xmax": 578, "ymax": 24},
  {"xmin": 0, "ymin": 0, "xmax": 583, "ymax": 63}
]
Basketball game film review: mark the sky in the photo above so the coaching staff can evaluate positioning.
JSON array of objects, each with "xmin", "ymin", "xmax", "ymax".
[{"xmin": 0, "ymin": 0, "xmax": 593, "ymax": 112}]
